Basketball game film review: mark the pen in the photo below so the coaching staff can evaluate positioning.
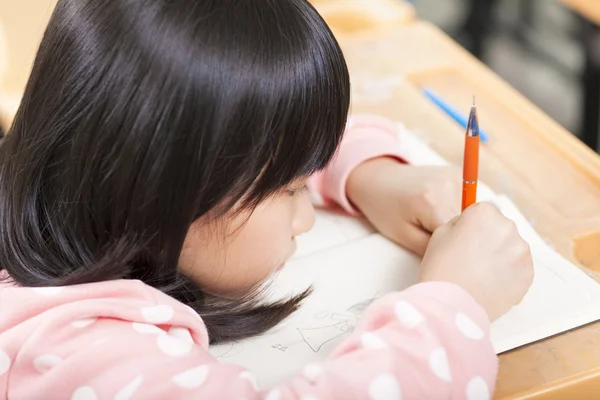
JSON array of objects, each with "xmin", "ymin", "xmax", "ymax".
[
  {"xmin": 462, "ymin": 97, "xmax": 480, "ymax": 211},
  {"xmin": 423, "ymin": 87, "xmax": 489, "ymax": 143}
]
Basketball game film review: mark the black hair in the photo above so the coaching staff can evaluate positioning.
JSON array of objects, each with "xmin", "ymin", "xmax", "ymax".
[{"xmin": 0, "ymin": 0, "xmax": 350, "ymax": 343}]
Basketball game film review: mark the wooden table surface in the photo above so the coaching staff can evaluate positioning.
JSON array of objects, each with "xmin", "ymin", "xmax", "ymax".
[
  {"xmin": 560, "ymin": 0, "xmax": 600, "ymax": 26},
  {"xmin": 312, "ymin": 0, "xmax": 415, "ymax": 36},
  {"xmin": 334, "ymin": 20, "xmax": 600, "ymax": 399}
]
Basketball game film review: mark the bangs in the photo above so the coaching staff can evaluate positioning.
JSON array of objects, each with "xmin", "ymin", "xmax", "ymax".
[{"xmin": 207, "ymin": 0, "xmax": 351, "ymax": 211}]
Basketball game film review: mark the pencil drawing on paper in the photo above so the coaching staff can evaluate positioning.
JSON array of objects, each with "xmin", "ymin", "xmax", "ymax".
[{"xmin": 270, "ymin": 298, "xmax": 377, "ymax": 353}]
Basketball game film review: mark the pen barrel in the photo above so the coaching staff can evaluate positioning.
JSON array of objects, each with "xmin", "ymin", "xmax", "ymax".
[
  {"xmin": 461, "ymin": 135, "xmax": 480, "ymax": 211},
  {"xmin": 462, "ymin": 135, "xmax": 479, "ymax": 182},
  {"xmin": 462, "ymin": 181, "xmax": 478, "ymax": 211}
]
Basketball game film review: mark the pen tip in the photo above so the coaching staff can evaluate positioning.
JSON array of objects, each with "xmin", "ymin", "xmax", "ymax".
[{"xmin": 472, "ymin": 95, "xmax": 476, "ymax": 106}]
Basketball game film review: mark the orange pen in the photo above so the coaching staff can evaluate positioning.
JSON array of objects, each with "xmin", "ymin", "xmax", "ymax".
[{"xmin": 461, "ymin": 98, "xmax": 480, "ymax": 211}]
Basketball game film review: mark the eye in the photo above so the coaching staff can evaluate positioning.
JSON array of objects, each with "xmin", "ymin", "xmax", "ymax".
[{"xmin": 286, "ymin": 185, "xmax": 307, "ymax": 197}]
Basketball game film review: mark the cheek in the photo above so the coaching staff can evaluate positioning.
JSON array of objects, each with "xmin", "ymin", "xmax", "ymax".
[{"xmin": 178, "ymin": 203, "xmax": 295, "ymax": 296}]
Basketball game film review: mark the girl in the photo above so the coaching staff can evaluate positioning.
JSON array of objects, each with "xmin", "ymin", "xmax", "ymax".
[{"xmin": 0, "ymin": 0, "xmax": 533, "ymax": 399}]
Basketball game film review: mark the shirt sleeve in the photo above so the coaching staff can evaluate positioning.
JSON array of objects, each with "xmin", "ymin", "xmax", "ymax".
[
  {"xmin": 8, "ymin": 282, "xmax": 497, "ymax": 399},
  {"xmin": 307, "ymin": 114, "xmax": 407, "ymax": 215}
]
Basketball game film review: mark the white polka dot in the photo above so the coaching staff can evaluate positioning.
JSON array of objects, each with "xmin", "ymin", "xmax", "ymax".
[
  {"xmin": 394, "ymin": 301, "xmax": 424, "ymax": 328},
  {"xmin": 301, "ymin": 395, "xmax": 320, "ymax": 400},
  {"xmin": 466, "ymin": 376, "xmax": 490, "ymax": 400},
  {"xmin": 156, "ymin": 333, "xmax": 193, "ymax": 357},
  {"xmin": 71, "ymin": 317, "xmax": 97, "ymax": 328},
  {"xmin": 140, "ymin": 305, "xmax": 174, "ymax": 324},
  {"xmin": 239, "ymin": 371, "xmax": 259, "ymax": 390},
  {"xmin": 368, "ymin": 373, "xmax": 402, "ymax": 400},
  {"xmin": 33, "ymin": 354, "xmax": 62, "ymax": 373},
  {"xmin": 172, "ymin": 365, "xmax": 209, "ymax": 389},
  {"xmin": 361, "ymin": 332, "xmax": 389, "ymax": 349},
  {"xmin": 265, "ymin": 389, "xmax": 281, "ymax": 400},
  {"xmin": 168, "ymin": 327, "xmax": 194, "ymax": 343},
  {"xmin": 114, "ymin": 375, "xmax": 143, "ymax": 400},
  {"xmin": 429, "ymin": 347, "xmax": 452, "ymax": 382},
  {"xmin": 71, "ymin": 386, "xmax": 97, "ymax": 400},
  {"xmin": 32, "ymin": 286, "xmax": 64, "ymax": 296},
  {"xmin": 132, "ymin": 322, "xmax": 165, "ymax": 335},
  {"xmin": 303, "ymin": 364, "xmax": 323, "ymax": 382},
  {"xmin": 456, "ymin": 313, "xmax": 484, "ymax": 340},
  {"xmin": 0, "ymin": 349, "xmax": 10, "ymax": 376},
  {"xmin": 185, "ymin": 305, "xmax": 201, "ymax": 320}
]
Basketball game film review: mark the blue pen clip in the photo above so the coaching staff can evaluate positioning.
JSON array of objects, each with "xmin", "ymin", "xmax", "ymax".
[{"xmin": 422, "ymin": 87, "xmax": 489, "ymax": 143}]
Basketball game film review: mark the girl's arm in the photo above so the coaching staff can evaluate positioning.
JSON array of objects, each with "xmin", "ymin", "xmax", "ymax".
[
  {"xmin": 4, "ymin": 282, "xmax": 496, "ymax": 399},
  {"xmin": 307, "ymin": 114, "xmax": 406, "ymax": 214},
  {"xmin": 308, "ymin": 114, "xmax": 463, "ymax": 256}
]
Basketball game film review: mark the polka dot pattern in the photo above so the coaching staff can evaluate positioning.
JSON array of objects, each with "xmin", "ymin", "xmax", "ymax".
[
  {"xmin": 172, "ymin": 365, "xmax": 209, "ymax": 389},
  {"xmin": 156, "ymin": 333, "xmax": 193, "ymax": 357},
  {"xmin": 132, "ymin": 322, "xmax": 165, "ymax": 335},
  {"xmin": 168, "ymin": 327, "xmax": 193, "ymax": 344},
  {"xmin": 466, "ymin": 376, "xmax": 490, "ymax": 400},
  {"xmin": 368, "ymin": 374, "xmax": 402, "ymax": 400},
  {"xmin": 140, "ymin": 305, "xmax": 174, "ymax": 324},
  {"xmin": 3, "ymin": 267, "xmax": 497, "ymax": 399},
  {"xmin": 394, "ymin": 301, "xmax": 424, "ymax": 328},
  {"xmin": 361, "ymin": 332, "xmax": 389, "ymax": 349},
  {"xmin": 265, "ymin": 389, "xmax": 282, "ymax": 400},
  {"xmin": 303, "ymin": 364, "xmax": 323, "ymax": 382},
  {"xmin": 429, "ymin": 348, "xmax": 452, "ymax": 382},
  {"xmin": 114, "ymin": 375, "xmax": 143, "ymax": 400},
  {"xmin": 239, "ymin": 371, "xmax": 259, "ymax": 390},
  {"xmin": 456, "ymin": 313, "xmax": 484, "ymax": 340},
  {"xmin": 184, "ymin": 305, "xmax": 201, "ymax": 320},
  {"xmin": 33, "ymin": 354, "xmax": 62, "ymax": 373},
  {"xmin": 71, "ymin": 386, "xmax": 97, "ymax": 400}
]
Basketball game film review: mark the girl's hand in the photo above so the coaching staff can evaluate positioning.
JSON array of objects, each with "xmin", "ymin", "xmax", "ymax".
[
  {"xmin": 419, "ymin": 202, "xmax": 534, "ymax": 321},
  {"xmin": 347, "ymin": 158, "xmax": 462, "ymax": 256}
]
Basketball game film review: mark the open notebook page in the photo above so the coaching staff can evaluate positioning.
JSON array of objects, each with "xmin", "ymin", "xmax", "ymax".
[{"xmin": 209, "ymin": 124, "xmax": 600, "ymax": 388}]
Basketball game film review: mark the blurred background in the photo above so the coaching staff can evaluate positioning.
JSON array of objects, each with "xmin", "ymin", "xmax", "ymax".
[{"xmin": 414, "ymin": 0, "xmax": 581, "ymax": 135}]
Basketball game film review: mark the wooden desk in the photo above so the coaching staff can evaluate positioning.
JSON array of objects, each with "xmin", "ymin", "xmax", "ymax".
[
  {"xmin": 335, "ymin": 21, "xmax": 600, "ymax": 399},
  {"xmin": 311, "ymin": 0, "xmax": 415, "ymax": 36}
]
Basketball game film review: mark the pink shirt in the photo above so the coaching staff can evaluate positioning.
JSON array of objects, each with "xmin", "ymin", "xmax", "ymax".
[{"xmin": 0, "ymin": 115, "xmax": 497, "ymax": 399}]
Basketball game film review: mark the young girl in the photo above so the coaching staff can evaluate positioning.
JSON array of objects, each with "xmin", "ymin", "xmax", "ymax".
[{"xmin": 0, "ymin": 0, "xmax": 533, "ymax": 398}]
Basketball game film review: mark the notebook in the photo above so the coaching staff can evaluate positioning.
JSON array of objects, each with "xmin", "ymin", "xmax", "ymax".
[{"xmin": 209, "ymin": 125, "xmax": 600, "ymax": 388}]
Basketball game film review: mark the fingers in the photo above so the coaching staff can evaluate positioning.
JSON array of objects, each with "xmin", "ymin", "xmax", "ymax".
[
  {"xmin": 419, "ymin": 206, "xmax": 460, "ymax": 233},
  {"xmin": 399, "ymin": 224, "xmax": 432, "ymax": 256}
]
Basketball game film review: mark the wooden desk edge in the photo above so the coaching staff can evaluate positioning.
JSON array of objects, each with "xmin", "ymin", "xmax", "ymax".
[{"xmin": 498, "ymin": 366, "xmax": 600, "ymax": 400}]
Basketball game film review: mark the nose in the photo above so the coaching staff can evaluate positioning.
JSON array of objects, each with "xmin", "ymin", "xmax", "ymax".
[{"xmin": 292, "ymin": 192, "xmax": 315, "ymax": 237}]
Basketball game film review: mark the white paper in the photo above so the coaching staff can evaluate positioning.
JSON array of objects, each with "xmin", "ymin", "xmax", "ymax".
[{"xmin": 210, "ymin": 125, "xmax": 600, "ymax": 388}]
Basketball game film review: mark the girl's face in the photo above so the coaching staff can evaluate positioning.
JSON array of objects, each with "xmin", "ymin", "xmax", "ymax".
[{"xmin": 178, "ymin": 178, "xmax": 314, "ymax": 296}]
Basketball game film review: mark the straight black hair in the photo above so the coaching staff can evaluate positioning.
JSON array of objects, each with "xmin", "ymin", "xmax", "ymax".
[{"xmin": 0, "ymin": 0, "xmax": 350, "ymax": 343}]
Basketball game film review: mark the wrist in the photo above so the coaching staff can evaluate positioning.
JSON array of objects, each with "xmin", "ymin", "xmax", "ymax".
[{"xmin": 346, "ymin": 157, "xmax": 405, "ymax": 209}]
